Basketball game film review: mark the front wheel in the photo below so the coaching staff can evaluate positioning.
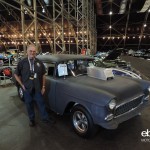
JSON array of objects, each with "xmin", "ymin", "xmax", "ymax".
[
  {"xmin": 17, "ymin": 86, "xmax": 24, "ymax": 102},
  {"xmin": 71, "ymin": 105, "xmax": 98, "ymax": 138}
]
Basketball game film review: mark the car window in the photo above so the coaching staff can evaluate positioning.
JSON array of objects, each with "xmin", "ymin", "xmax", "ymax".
[
  {"xmin": 44, "ymin": 63, "xmax": 55, "ymax": 76},
  {"xmin": 56, "ymin": 59, "xmax": 94, "ymax": 78}
]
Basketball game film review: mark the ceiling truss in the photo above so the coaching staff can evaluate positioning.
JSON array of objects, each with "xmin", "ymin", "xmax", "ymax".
[{"xmin": 0, "ymin": 0, "xmax": 96, "ymax": 54}]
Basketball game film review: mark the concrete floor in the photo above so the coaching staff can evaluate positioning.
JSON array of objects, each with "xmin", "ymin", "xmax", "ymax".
[
  {"xmin": 122, "ymin": 56, "xmax": 150, "ymax": 80},
  {"xmin": 0, "ymin": 56, "xmax": 150, "ymax": 150}
]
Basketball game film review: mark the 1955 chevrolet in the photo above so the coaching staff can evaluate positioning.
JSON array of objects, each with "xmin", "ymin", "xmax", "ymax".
[{"xmin": 15, "ymin": 54, "xmax": 150, "ymax": 138}]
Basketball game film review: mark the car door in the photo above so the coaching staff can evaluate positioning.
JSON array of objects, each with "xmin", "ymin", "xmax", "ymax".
[{"xmin": 43, "ymin": 63, "xmax": 57, "ymax": 112}]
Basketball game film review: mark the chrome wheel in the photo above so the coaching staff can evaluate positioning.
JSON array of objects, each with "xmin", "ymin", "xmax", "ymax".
[
  {"xmin": 18, "ymin": 86, "xmax": 24, "ymax": 101},
  {"xmin": 71, "ymin": 105, "xmax": 98, "ymax": 138},
  {"xmin": 19, "ymin": 87, "xmax": 23, "ymax": 98},
  {"xmin": 73, "ymin": 110, "xmax": 88, "ymax": 133}
]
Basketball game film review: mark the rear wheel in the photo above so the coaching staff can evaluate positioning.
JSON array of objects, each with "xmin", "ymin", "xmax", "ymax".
[
  {"xmin": 71, "ymin": 105, "xmax": 98, "ymax": 138},
  {"xmin": 17, "ymin": 86, "xmax": 24, "ymax": 101}
]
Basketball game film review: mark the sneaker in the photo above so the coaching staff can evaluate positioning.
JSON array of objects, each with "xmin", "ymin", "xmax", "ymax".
[{"xmin": 29, "ymin": 120, "xmax": 36, "ymax": 127}]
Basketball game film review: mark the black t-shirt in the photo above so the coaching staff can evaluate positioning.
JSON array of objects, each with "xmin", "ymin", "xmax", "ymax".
[{"xmin": 15, "ymin": 57, "xmax": 46, "ymax": 92}]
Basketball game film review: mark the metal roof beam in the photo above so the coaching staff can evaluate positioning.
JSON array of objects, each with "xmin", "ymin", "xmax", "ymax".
[
  {"xmin": 140, "ymin": 0, "xmax": 150, "ymax": 12},
  {"xmin": 119, "ymin": 0, "xmax": 128, "ymax": 14}
]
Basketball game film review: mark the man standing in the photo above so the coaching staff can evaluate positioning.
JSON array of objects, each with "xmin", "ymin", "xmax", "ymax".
[{"xmin": 14, "ymin": 44, "xmax": 54, "ymax": 127}]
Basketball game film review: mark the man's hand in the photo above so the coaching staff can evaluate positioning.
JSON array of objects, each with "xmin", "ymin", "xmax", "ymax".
[
  {"xmin": 41, "ymin": 86, "xmax": 45, "ymax": 95},
  {"xmin": 21, "ymin": 84, "xmax": 26, "ymax": 91}
]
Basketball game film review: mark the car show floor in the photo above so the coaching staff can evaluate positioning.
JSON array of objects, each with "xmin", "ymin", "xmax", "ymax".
[
  {"xmin": 122, "ymin": 56, "xmax": 150, "ymax": 80},
  {"xmin": 0, "ymin": 56, "xmax": 150, "ymax": 150}
]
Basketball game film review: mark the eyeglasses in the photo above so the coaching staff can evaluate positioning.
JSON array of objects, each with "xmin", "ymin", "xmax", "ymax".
[{"xmin": 29, "ymin": 50, "xmax": 36, "ymax": 53}]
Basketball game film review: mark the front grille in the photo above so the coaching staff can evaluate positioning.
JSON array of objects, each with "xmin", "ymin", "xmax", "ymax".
[{"xmin": 114, "ymin": 95, "xmax": 143, "ymax": 117}]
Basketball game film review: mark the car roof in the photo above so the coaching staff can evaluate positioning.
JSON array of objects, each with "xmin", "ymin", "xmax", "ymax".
[{"xmin": 36, "ymin": 54, "xmax": 94, "ymax": 63}]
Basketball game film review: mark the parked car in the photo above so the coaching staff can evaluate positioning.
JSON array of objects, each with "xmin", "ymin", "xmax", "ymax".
[
  {"xmin": 0, "ymin": 59, "xmax": 3, "ymax": 67},
  {"xmin": 94, "ymin": 56, "xmax": 117, "ymax": 68},
  {"xmin": 14, "ymin": 54, "xmax": 150, "ymax": 138},
  {"xmin": 0, "ymin": 52, "xmax": 14, "ymax": 65},
  {"xmin": 93, "ymin": 59, "xmax": 141, "ymax": 79},
  {"xmin": 143, "ymin": 49, "xmax": 150, "ymax": 59},
  {"xmin": 133, "ymin": 50, "xmax": 145, "ymax": 57},
  {"xmin": 0, "ymin": 66, "xmax": 12, "ymax": 80},
  {"xmin": 128, "ymin": 49, "xmax": 135, "ymax": 56},
  {"xmin": 102, "ymin": 49, "xmax": 131, "ymax": 70}
]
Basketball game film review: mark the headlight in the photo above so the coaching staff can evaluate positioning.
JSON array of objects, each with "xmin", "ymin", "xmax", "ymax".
[
  {"xmin": 144, "ymin": 87, "xmax": 150, "ymax": 101},
  {"xmin": 108, "ymin": 99, "xmax": 116, "ymax": 110},
  {"xmin": 148, "ymin": 86, "xmax": 150, "ymax": 92}
]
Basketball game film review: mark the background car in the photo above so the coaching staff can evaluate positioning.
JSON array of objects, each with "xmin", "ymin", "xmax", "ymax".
[
  {"xmin": 133, "ymin": 50, "xmax": 145, "ymax": 57},
  {"xmin": 0, "ymin": 52, "xmax": 14, "ymax": 65},
  {"xmin": 93, "ymin": 59, "xmax": 141, "ymax": 79},
  {"xmin": 0, "ymin": 59, "xmax": 3, "ymax": 67},
  {"xmin": 96, "ymin": 48, "xmax": 132, "ymax": 70}
]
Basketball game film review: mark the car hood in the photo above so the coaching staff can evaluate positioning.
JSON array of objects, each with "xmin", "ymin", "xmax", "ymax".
[
  {"xmin": 103, "ymin": 48, "xmax": 123, "ymax": 61},
  {"xmin": 58, "ymin": 76, "xmax": 144, "ymax": 106}
]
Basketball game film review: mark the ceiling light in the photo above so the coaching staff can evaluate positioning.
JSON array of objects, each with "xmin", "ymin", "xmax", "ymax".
[
  {"xmin": 44, "ymin": 0, "xmax": 49, "ymax": 5},
  {"xmin": 25, "ymin": 10, "xmax": 28, "ymax": 14},
  {"xmin": 26, "ymin": 0, "xmax": 32, "ymax": 6},
  {"xmin": 109, "ymin": 11, "xmax": 113, "ymax": 15},
  {"xmin": 42, "ymin": 8, "xmax": 45, "ymax": 13}
]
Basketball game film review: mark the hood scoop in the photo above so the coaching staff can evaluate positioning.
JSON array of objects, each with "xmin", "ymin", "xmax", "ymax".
[{"xmin": 87, "ymin": 67, "xmax": 114, "ymax": 80}]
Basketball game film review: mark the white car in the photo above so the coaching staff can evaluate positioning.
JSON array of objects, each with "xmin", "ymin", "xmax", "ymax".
[
  {"xmin": 92, "ymin": 59, "xmax": 141, "ymax": 79},
  {"xmin": 110, "ymin": 67, "xmax": 141, "ymax": 79}
]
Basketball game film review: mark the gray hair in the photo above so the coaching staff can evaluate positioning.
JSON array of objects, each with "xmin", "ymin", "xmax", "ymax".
[{"xmin": 27, "ymin": 44, "xmax": 36, "ymax": 51}]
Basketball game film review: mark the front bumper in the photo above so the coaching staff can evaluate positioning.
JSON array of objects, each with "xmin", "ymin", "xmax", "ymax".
[{"xmin": 96, "ymin": 101, "xmax": 149, "ymax": 129}]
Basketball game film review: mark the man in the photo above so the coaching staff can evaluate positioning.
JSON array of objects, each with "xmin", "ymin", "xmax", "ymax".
[{"xmin": 14, "ymin": 44, "xmax": 54, "ymax": 127}]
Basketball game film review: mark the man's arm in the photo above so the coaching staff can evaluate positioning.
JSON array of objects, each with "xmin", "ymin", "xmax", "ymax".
[
  {"xmin": 14, "ymin": 74, "xmax": 25, "ymax": 90},
  {"xmin": 41, "ymin": 74, "xmax": 46, "ymax": 95}
]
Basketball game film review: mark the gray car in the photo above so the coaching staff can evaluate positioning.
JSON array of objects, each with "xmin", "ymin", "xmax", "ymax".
[{"xmin": 16, "ymin": 54, "xmax": 150, "ymax": 138}]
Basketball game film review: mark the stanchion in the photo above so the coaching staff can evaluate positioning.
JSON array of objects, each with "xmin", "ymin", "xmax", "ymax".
[
  {"xmin": 0, "ymin": 75, "xmax": 13, "ymax": 87},
  {"xmin": 9, "ymin": 57, "xmax": 11, "ymax": 66}
]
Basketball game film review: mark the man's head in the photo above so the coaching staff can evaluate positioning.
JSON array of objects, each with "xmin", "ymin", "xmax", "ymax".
[{"xmin": 27, "ymin": 44, "xmax": 37, "ymax": 59}]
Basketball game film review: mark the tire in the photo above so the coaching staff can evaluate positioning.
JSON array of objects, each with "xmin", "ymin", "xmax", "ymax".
[
  {"xmin": 71, "ymin": 105, "xmax": 98, "ymax": 138},
  {"xmin": 17, "ymin": 86, "xmax": 24, "ymax": 102}
]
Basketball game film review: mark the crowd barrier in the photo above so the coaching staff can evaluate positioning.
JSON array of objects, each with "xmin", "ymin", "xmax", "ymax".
[{"xmin": 0, "ymin": 74, "xmax": 13, "ymax": 86}]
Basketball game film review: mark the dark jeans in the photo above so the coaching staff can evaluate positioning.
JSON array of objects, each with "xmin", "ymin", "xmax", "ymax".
[{"xmin": 23, "ymin": 89, "xmax": 49, "ymax": 121}]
